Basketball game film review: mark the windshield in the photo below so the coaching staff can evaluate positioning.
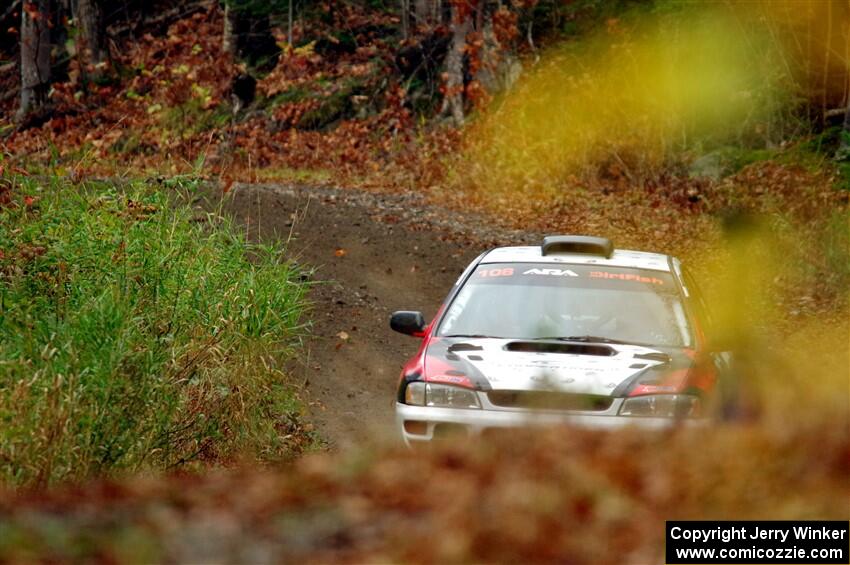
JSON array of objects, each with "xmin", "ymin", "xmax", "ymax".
[{"xmin": 437, "ymin": 263, "xmax": 692, "ymax": 347}]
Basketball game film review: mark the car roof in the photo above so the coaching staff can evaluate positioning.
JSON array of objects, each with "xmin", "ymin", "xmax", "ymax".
[{"xmin": 480, "ymin": 246, "xmax": 673, "ymax": 272}]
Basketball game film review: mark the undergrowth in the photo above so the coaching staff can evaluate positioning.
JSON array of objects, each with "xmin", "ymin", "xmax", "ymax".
[{"xmin": 0, "ymin": 174, "xmax": 312, "ymax": 486}]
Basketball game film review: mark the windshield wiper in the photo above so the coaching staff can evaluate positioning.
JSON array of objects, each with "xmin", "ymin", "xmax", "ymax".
[{"xmin": 535, "ymin": 335, "xmax": 648, "ymax": 346}]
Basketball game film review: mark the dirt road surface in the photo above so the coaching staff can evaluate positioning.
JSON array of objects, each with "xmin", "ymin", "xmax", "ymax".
[{"xmin": 214, "ymin": 183, "xmax": 539, "ymax": 449}]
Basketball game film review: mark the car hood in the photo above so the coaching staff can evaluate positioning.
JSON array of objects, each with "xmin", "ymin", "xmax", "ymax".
[{"xmin": 424, "ymin": 337, "xmax": 694, "ymax": 397}]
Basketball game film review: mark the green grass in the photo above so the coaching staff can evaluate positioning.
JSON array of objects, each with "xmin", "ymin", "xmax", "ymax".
[
  {"xmin": 0, "ymin": 175, "xmax": 312, "ymax": 486},
  {"xmin": 161, "ymin": 98, "xmax": 232, "ymax": 139},
  {"xmin": 263, "ymin": 86, "xmax": 312, "ymax": 109}
]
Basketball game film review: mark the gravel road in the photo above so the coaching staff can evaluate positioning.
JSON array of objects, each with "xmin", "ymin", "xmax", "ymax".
[{"xmin": 215, "ymin": 183, "xmax": 541, "ymax": 449}]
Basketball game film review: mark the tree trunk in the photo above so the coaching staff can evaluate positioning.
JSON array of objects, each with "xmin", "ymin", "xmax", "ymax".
[
  {"xmin": 414, "ymin": 0, "xmax": 434, "ymax": 28},
  {"xmin": 839, "ymin": 104, "xmax": 850, "ymax": 158},
  {"xmin": 17, "ymin": 0, "xmax": 52, "ymax": 122},
  {"xmin": 400, "ymin": 0, "xmax": 410, "ymax": 39},
  {"xmin": 287, "ymin": 0, "xmax": 293, "ymax": 46},
  {"xmin": 222, "ymin": 2, "xmax": 237, "ymax": 56},
  {"xmin": 441, "ymin": 2, "xmax": 471, "ymax": 125},
  {"xmin": 221, "ymin": 1, "xmax": 278, "ymax": 70},
  {"xmin": 75, "ymin": 0, "xmax": 108, "ymax": 78}
]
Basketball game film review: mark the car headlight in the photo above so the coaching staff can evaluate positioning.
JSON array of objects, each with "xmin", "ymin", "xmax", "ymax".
[
  {"xmin": 619, "ymin": 394, "xmax": 701, "ymax": 418},
  {"xmin": 404, "ymin": 382, "xmax": 480, "ymax": 409}
]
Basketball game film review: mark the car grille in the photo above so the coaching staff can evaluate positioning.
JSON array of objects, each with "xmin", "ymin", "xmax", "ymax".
[{"xmin": 486, "ymin": 390, "xmax": 613, "ymax": 412}]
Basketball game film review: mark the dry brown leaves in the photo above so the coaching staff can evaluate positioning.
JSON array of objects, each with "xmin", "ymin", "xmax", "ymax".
[{"xmin": 0, "ymin": 425, "xmax": 847, "ymax": 563}]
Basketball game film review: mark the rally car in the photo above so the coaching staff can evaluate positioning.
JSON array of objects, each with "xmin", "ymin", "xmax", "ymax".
[{"xmin": 390, "ymin": 235, "xmax": 726, "ymax": 445}]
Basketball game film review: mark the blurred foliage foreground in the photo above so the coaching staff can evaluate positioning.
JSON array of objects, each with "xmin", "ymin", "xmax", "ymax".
[{"xmin": 0, "ymin": 422, "xmax": 847, "ymax": 562}]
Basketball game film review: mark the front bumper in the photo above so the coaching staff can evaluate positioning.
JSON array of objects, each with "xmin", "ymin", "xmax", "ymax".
[{"xmin": 396, "ymin": 401, "xmax": 702, "ymax": 445}]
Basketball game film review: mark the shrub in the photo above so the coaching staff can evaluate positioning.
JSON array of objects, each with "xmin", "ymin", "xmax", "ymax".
[{"xmin": 0, "ymin": 175, "xmax": 311, "ymax": 486}]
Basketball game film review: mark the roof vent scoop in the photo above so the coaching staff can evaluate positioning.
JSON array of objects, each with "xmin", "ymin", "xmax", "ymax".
[{"xmin": 541, "ymin": 235, "xmax": 614, "ymax": 258}]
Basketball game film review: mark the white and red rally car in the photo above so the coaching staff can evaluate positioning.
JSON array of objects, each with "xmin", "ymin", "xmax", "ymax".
[{"xmin": 390, "ymin": 235, "xmax": 727, "ymax": 445}]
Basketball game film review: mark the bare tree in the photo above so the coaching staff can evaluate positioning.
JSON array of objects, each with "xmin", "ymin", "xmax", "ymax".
[
  {"xmin": 838, "ymin": 104, "xmax": 850, "ymax": 159},
  {"xmin": 441, "ymin": 1, "xmax": 471, "ymax": 125},
  {"xmin": 414, "ymin": 0, "xmax": 437, "ymax": 28},
  {"xmin": 17, "ymin": 0, "xmax": 52, "ymax": 121},
  {"xmin": 222, "ymin": 2, "xmax": 237, "ymax": 56},
  {"xmin": 287, "ymin": 0, "xmax": 293, "ymax": 46},
  {"xmin": 400, "ymin": 0, "xmax": 410, "ymax": 39},
  {"xmin": 75, "ymin": 0, "xmax": 108, "ymax": 80},
  {"xmin": 221, "ymin": 0, "xmax": 277, "ymax": 69}
]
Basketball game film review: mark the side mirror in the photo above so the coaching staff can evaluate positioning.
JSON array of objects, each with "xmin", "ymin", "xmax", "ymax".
[{"xmin": 390, "ymin": 311, "xmax": 427, "ymax": 336}]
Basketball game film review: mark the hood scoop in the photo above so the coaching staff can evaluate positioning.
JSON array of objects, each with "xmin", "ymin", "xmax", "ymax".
[
  {"xmin": 633, "ymin": 351, "xmax": 671, "ymax": 363},
  {"xmin": 448, "ymin": 343, "xmax": 484, "ymax": 352},
  {"xmin": 505, "ymin": 341, "xmax": 616, "ymax": 357}
]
